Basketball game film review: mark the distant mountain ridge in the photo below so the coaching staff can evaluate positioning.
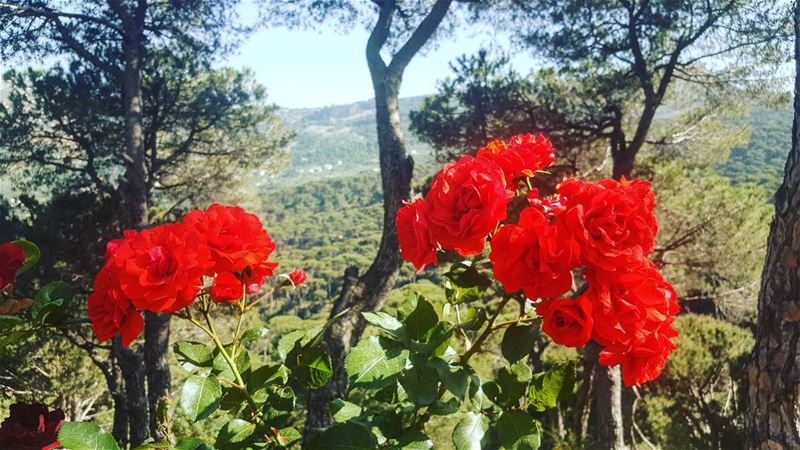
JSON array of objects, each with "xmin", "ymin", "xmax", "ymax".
[{"xmin": 274, "ymin": 96, "xmax": 434, "ymax": 184}]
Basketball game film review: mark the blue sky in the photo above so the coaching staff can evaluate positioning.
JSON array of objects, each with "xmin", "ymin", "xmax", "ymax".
[{"xmin": 224, "ymin": 25, "xmax": 537, "ymax": 109}]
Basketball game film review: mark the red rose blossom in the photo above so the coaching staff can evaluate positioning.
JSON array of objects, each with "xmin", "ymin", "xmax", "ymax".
[
  {"xmin": 0, "ymin": 402, "xmax": 64, "ymax": 450},
  {"xmin": 112, "ymin": 224, "xmax": 211, "ymax": 313},
  {"xmin": 425, "ymin": 156, "xmax": 510, "ymax": 256},
  {"xmin": 558, "ymin": 177, "xmax": 657, "ymax": 271},
  {"xmin": 288, "ymin": 269, "xmax": 307, "ymax": 287},
  {"xmin": 184, "ymin": 204, "xmax": 277, "ymax": 274},
  {"xmin": 396, "ymin": 199, "xmax": 438, "ymax": 271},
  {"xmin": 88, "ymin": 263, "xmax": 144, "ymax": 348},
  {"xmin": 210, "ymin": 272, "xmax": 244, "ymax": 303},
  {"xmin": 476, "ymin": 133, "xmax": 555, "ymax": 186},
  {"xmin": 582, "ymin": 264, "xmax": 679, "ymax": 348},
  {"xmin": 536, "ymin": 296, "xmax": 593, "ymax": 348},
  {"xmin": 599, "ymin": 320, "xmax": 678, "ymax": 387},
  {"xmin": 0, "ymin": 242, "xmax": 26, "ymax": 290},
  {"xmin": 490, "ymin": 207, "xmax": 580, "ymax": 299}
]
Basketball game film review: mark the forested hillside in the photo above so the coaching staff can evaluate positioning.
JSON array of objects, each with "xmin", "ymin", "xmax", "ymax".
[
  {"xmin": 719, "ymin": 108, "xmax": 792, "ymax": 191},
  {"xmin": 271, "ymin": 96, "xmax": 435, "ymax": 184}
]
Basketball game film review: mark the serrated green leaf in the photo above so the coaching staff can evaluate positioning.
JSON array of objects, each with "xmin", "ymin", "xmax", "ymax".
[
  {"xmin": 239, "ymin": 327, "xmax": 269, "ymax": 347},
  {"xmin": 175, "ymin": 438, "xmax": 212, "ymax": 450},
  {"xmin": 180, "ymin": 375, "xmax": 222, "ymax": 421},
  {"xmin": 452, "ymin": 412, "xmax": 489, "ymax": 450},
  {"xmin": 399, "ymin": 363, "xmax": 438, "ymax": 407},
  {"xmin": 346, "ymin": 335, "xmax": 408, "ymax": 388},
  {"xmin": 486, "ymin": 361, "xmax": 532, "ymax": 409},
  {"xmin": 275, "ymin": 426, "xmax": 302, "ymax": 447},
  {"xmin": 213, "ymin": 345, "xmax": 250, "ymax": 381},
  {"xmin": 57, "ymin": 422, "xmax": 120, "ymax": 450},
  {"xmin": 330, "ymin": 399, "xmax": 362, "ymax": 422},
  {"xmin": 390, "ymin": 430, "xmax": 434, "ymax": 450},
  {"xmin": 277, "ymin": 330, "xmax": 305, "ymax": 361},
  {"xmin": 310, "ymin": 422, "xmax": 377, "ymax": 450},
  {"xmin": 32, "ymin": 281, "xmax": 71, "ymax": 324},
  {"xmin": 363, "ymin": 311, "xmax": 407, "ymax": 341},
  {"xmin": 458, "ymin": 307, "xmax": 487, "ymax": 330},
  {"xmin": 403, "ymin": 295, "xmax": 438, "ymax": 341},
  {"xmin": 528, "ymin": 362, "xmax": 576, "ymax": 412},
  {"xmin": 430, "ymin": 358, "xmax": 470, "ymax": 399},
  {"xmin": 497, "ymin": 410, "xmax": 541, "ymax": 450},
  {"xmin": 248, "ymin": 364, "xmax": 288, "ymax": 391},
  {"xmin": 501, "ymin": 323, "xmax": 539, "ymax": 364},
  {"xmin": 215, "ymin": 419, "xmax": 256, "ymax": 449},
  {"xmin": 174, "ymin": 341, "xmax": 213, "ymax": 374}
]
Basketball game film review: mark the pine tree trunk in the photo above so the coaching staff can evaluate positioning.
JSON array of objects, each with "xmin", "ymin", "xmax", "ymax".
[
  {"xmin": 145, "ymin": 311, "xmax": 172, "ymax": 440},
  {"xmin": 114, "ymin": 338, "xmax": 148, "ymax": 445},
  {"xmin": 745, "ymin": 4, "xmax": 800, "ymax": 448},
  {"xmin": 584, "ymin": 342, "xmax": 627, "ymax": 450},
  {"xmin": 302, "ymin": 2, "xmax": 454, "ymax": 441}
]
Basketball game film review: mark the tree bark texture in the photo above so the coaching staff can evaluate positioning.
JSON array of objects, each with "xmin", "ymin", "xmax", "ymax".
[
  {"xmin": 144, "ymin": 311, "xmax": 172, "ymax": 440},
  {"xmin": 746, "ymin": 4, "xmax": 800, "ymax": 448},
  {"xmin": 114, "ymin": 338, "xmax": 148, "ymax": 446},
  {"xmin": 303, "ymin": 0, "xmax": 453, "ymax": 441}
]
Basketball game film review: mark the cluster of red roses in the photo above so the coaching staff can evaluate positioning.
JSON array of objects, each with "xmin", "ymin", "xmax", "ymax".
[
  {"xmin": 89, "ymin": 204, "xmax": 304, "ymax": 348},
  {"xmin": 396, "ymin": 134, "xmax": 678, "ymax": 386}
]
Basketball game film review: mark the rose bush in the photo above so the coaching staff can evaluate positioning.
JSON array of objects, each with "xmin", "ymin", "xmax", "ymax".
[{"xmin": 0, "ymin": 133, "xmax": 677, "ymax": 450}]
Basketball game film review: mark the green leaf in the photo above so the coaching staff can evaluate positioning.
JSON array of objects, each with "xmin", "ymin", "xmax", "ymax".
[
  {"xmin": 13, "ymin": 239, "xmax": 40, "ymax": 275},
  {"xmin": 330, "ymin": 399, "xmax": 363, "ymax": 423},
  {"xmin": 215, "ymin": 419, "xmax": 255, "ymax": 449},
  {"xmin": 174, "ymin": 341, "xmax": 214, "ymax": 374},
  {"xmin": 428, "ymin": 397, "xmax": 460, "ymax": 416},
  {"xmin": 485, "ymin": 361, "xmax": 532, "ymax": 409},
  {"xmin": 402, "ymin": 294, "xmax": 438, "ymax": 341},
  {"xmin": 346, "ymin": 335, "xmax": 408, "ymax": 388},
  {"xmin": 180, "ymin": 374, "xmax": 222, "ymax": 421},
  {"xmin": 497, "ymin": 410, "xmax": 541, "ymax": 450},
  {"xmin": 248, "ymin": 364, "xmax": 289, "ymax": 391},
  {"xmin": 501, "ymin": 323, "xmax": 539, "ymax": 364},
  {"xmin": 458, "ymin": 307, "xmax": 487, "ymax": 330},
  {"xmin": 452, "ymin": 412, "xmax": 489, "ymax": 450},
  {"xmin": 213, "ymin": 346, "xmax": 251, "ymax": 381},
  {"xmin": 446, "ymin": 284, "xmax": 483, "ymax": 305},
  {"xmin": 430, "ymin": 358, "xmax": 470, "ymax": 399},
  {"xmin": 275, "ymin": 426, "xmax": 302, "ymax": 447},
  {"xmin": 57, "ymin": 422, "xmax": 120, "ymax": 450},
  {"xmin": 445, "ymin": 260, "xmax": 491, "ymax": 291},
  {"xmin": 399, "ymin": 363, "xmax": 438, "ymax": 407},
  {"xmin": 277, "ymin": 330, "xmax": 305, "ymax": 361},
  {"xmin": 390, "ymin": 430, "xmax": 434, "ymax": 450},
  {"xmin": 310, "ymin": 422, "xmax": 377, "ymax": 450},
  {"xmin": 175, "ymin": 438, "xmax": 213, "ymax": 450},
  {"xmin": 267, "ymin": 385, "xmax": 296, "ymax": 411},
  {"xmin": 0, "ymin": 315, "xmax": 23, "ymax": 331},
  {"xmin": 239, "ymin": 327, "xmax": 269, "ymax": 347},
  {"xmin": 31, "ymin": 281, "xmax": 71, "ymax": 323},
  {"xmin": 363, "ymin": 311, "xmax": 407, "ymax": 342},
  {"xmin": 305, "ymin": 352, "xmax": 333, "ymax": 389},
  {"xmin": 528, "ymin": 362, "xmax": 576, "ymax": 412}
]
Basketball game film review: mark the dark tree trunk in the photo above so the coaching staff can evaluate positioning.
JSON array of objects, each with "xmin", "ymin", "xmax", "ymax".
[
  {"xmin": 145, "ymin": 311, "xmax": 172, "ymax": 441},
  {"xmin": 106, "ymin": 355, "xmax": 128, "ymax": 444},
  {"xmin": 745, "ymin": 4, "xmax": 800, "ymax": 448},
  {"xmin": 114, "ymin": 338, "xmax": 148, "ymax": 446},
  {"xmin": 581, "ymin": 342, "xmax": 626, "ymax": 450},
  {"xmin": 303, "ymin": 0, "xmax": 453, "ymax": 441}
]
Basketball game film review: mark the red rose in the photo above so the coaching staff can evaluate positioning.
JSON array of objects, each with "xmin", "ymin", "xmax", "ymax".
[
  {"xmin": 210, "ymin": 272, "xmax": 244, "ymax": 303},
  {"xmin": 558, "ymin": 177, "xmax": 657, "ymax": 271},
  {"xmin": 536, "ymin": 296, "xmax": 593, "ymax": 348},
  {"xmin": 396, "ymin": 199, "xmax": 438, "ymax": 271},
  {"xmin": 425, "ymin": 156, "xmax": 510, "ymax": 256},
  {"xmin": 599, "ymin": 320, "xmax": 678, "ymax": 387},
  {"xmin": 582, "ymin": 264, "xmax": 679, "ymax": 347},
  {"xmin": 184, "ymin": 204, "xmax": 277, "ymax": 274},
  {"xmin": 476, "ymin": 134, "xmax": 555, "ymax": 186},
  {"xmin": 243, "ymin": 260, "xmax": 279, "ymax": 294},
  {"xmin": 0, "ymin": 242, "xmax": 26, "ymax": 290},
  {"xmin": 0, "ymin": 402, "xmax": 64, "ymax": 450},
  {"xmin": 526, "ymin": 189, "xmax": 565, "ymax": 218},
  {"xmin": 87, "ymin": 264, "xmax": 144, "ymax": 348},
  {"xmin": 112, "ymin": 224, "xmax": 211, "ymax": 313},
  {"xmin": 288, "ymin": 269, "xmax": 307, "ymax": 287},
  {"xmin": 490, "ymin": 207, "xmax": 580, "ymax": 299}
]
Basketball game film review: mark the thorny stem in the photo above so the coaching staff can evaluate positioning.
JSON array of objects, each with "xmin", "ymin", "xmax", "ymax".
[
  {"xmin": 185, "ymin": 297, "xmax": 274, "ymax": 444},
  {"xmin": 414, "ymin": 296, "xmax": 514, "ymax": 428}
]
